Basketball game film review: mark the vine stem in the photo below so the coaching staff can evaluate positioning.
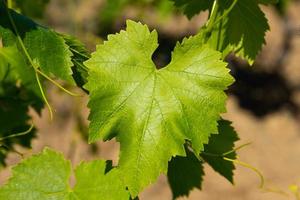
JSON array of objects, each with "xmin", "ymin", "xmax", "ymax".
[
  {"xmin": 205, "ymin": 0, "xmax": 219, "ymax": 33},
  {"xmin": 0, "ymin": 124, "xmax": 34, "ymax": 141},
  {"xmin": 202, "ymin": 142, "xmax": 264, "ymax": 189},
  {"xmin": 211, "ymin": 0, "xmax": 238, "ymax": 28},
  {"xmin": 35, "ymin": 72, "xmax": 54, "ymax": 120},
  {"xmin": 222, "ymin": 142, "xmax": 252, "ymax": 156},
  {"xmin": 35, "ymin": 69, "xmax": 82, "ymax": 97},
  {"xmin": 204, "ymin": 0, "xmax": 238, "ymax": 35},
  {"xmin": 223, "ymin": 157, "xmax": 265, "ymax": 189}
]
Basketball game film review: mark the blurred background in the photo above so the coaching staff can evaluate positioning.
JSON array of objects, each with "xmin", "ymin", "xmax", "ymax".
[{"xmin": 1, "ymin": 0, "xmax": 300, "ymax": 199}]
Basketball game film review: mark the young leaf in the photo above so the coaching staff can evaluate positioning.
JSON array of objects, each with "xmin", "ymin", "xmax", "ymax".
[
  {"xmin": 206, "ymin": 0, "xmax": 269, "ymax": 64},
  {"xmin": 0, "ymin": 148, "xmax": 130, "ymax": 200},
  {"xmin": 85, "ymin": 20, "xmax": 233, "ymax": 196},
  {"xmin": 202, "ymin": 119, "xmax": 239, "ymax": 183},
  {"xmin": 167, "ymin": 148, "xmax": 204, "ymax": 199}
]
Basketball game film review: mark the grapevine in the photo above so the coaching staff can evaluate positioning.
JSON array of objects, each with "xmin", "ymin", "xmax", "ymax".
[{"xmin": 0, "ymin": 0, "xmax": 281, "ymax": 199}]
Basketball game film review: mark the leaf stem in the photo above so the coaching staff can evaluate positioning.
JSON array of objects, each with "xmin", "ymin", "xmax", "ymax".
[
  {"xmin": 35, "ymin": 72, "xmax": 54, "ymax": 120},
  {"xmin": 7, "ymin": 0, "xmax": 12, "ymax": 9},
  {"xmin": 201, "ymin": 142, "xmax": 252, "ymax": 157},
  {"xmin": 36, "ymin": 69, "xmax": 82, "ymax": 97},
  {"xmin": 212, "ymin": 0, "xmax": 238, "ymax": 28},
  {"xmin": 205, "ymin": 0, "xmax": 220, "ymax": 33},
  {"xmin": 5, "ymin": 7, "xmax": 55, "ymax": 120},
  {"xmin": 222, "ymin": 142, "xmax": 252, "ymax": 156},
  {"xmin": 0, "ymin": 124, "xmax": 34, "ymax": 141},
  {"xmin": 204, "ymin": 0, "xmax": 238, "ymax": 38}
]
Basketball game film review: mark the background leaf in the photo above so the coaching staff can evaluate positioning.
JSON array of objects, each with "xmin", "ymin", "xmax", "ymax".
[
  {"xmin": 206, "ymin": 0, "xmax": 269, "ymax": 64},
  {"xmin": 167, "ymin": 148, "xmax": 204, "ymax": 199},
  {"xmin": 202, "ymin": 119, "xmax": 239, "ymax": 183},
  {"xmin": 0, "ymin": 148, "xmax": 130, "ymax": 200}
]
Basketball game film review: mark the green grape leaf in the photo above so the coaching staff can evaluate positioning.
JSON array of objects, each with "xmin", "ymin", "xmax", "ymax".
[
  {"xmin": 206, "ymin": 0, "xmax": 269, "ymax": 64},
  {"xmin": 170, "ymin": 0, "xmax": 213, "ymax": 19},
  {"xmin": 202, "ymin": 119, "xmax": 239, "ymax": 183},
  {"xmin": 14, "ymin": 0, "xmax": 50, "ymax": 19},
  {"xmin": 167, "ymin": 148, "xmax": 204, "ymax": 199},
  {"xmin": 85, "ymin": 20, "xmax": 233, "ymax": 196},
  {"xmin": 0, "ymin": 148, "xmax": 130, "ymax": 200},
  {"xmin": 0, "ymin": 5, "xmax": 75, "ymax": 84},
  {"xmin": 167, "ymin": 119, "xmax": 238, "ymax": 198},
  {"xmin": 62, "ymin": 34, "xmax": 91, "ymax": 88},
  {"xmin": 23, "ymin": 27, "xmax": 75, "ymax": 84}
]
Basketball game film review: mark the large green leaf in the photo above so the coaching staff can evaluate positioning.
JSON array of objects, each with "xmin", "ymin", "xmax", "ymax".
[
  {"xmin": 0, "ymin": 148, "xmax": 130, "ymax": 200},
  {"xmin": 85, "ymin": 20, "xmax": 233, "ymax": 196},
  {"xmin": 206, "ymin": 0, "xmax": 269, "ymax": 64}
]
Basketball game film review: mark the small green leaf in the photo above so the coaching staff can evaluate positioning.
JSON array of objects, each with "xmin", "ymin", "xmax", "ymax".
[
  {"xmin": 85, "ymin": 20, "xmax": 233, "ymax": 196},
  {"xmin": 167, "ymin": 148, "xmax": 204, "ymax": 199},
  {"xmin": 202, "ymin": 120, "xmax": 239, "ymax": 183},
  {"xmin": 0, "ymin": 148, "xmax": 130, "ymax": 200}
]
